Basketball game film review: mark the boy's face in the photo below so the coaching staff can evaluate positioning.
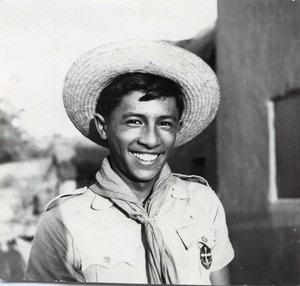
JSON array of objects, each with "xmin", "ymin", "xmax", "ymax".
[{"xmin": 98, "ymin": 91, "xmax": 180, "ymax": 187}]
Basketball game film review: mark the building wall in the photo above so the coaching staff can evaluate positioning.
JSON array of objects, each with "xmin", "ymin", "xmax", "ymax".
[
  {"xmin": 217, "ymin": 0, "xmax": 300, "ymax": 215},
  {"xmin": 169, "ymin": 121, "xmax": 217, "ymax": 190},
  {"xmin": 216, "ymin": 1, "xmax": 300, "ymax": 284}
]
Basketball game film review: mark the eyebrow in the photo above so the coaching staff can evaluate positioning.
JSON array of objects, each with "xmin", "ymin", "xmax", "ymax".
[{"xmin": 121, "ymin": 112, "xmax": 178, "ymax": 121}]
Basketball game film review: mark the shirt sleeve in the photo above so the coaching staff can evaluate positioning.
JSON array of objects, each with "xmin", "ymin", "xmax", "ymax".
[
  {"xmin": 24, "ymin": 211, "xmax": 84, "ymax": 282},
  {"xmin": 209, "ymin": 192, "xmax": 234, "ymax": 272}
]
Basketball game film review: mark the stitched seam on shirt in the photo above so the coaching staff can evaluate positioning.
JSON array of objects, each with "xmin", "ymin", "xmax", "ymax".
[{"xmin": 47, "ymin": 212, "xmax": 82, "ymax": 272}]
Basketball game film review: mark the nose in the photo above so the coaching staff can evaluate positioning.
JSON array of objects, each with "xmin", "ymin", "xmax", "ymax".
[{"xmin": 138, "ymin": 125, "xmax": 161, "ymax": 149}]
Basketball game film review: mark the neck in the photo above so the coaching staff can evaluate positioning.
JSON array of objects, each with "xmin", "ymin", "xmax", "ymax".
[
  {"xmin": 118, "ymin": 174, "xmax": 158, "ymax": 203},
  {"xmin": 129, "ymin": 181, "xmax": 155, "ymax": 203},
  {"xmin": 109, "ymin": 161, "xmax": 159, "ymax": 203}
]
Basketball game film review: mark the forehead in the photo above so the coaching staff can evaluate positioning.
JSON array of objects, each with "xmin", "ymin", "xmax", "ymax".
[{"xmin": 111, "ymin": 91, "xmax": 179, "ymax": 118}]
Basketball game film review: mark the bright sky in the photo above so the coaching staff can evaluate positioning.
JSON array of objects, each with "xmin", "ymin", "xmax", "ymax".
[{"xmin": 0, "ymin": 0, "xmax": 217, "ymax": 140}]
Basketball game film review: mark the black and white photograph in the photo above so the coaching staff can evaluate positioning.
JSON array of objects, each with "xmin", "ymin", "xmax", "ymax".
[{"xmin": 0, "ymin": 0, "xmax": 299, "ymax": 284}]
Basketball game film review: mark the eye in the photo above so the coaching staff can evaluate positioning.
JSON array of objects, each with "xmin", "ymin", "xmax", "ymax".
[
  {"xmin": 126, "ymin": 119, "xmax": 142, "ymax": 126},
  {"xmin": 158, "ymin": 121, "xmax": 173, "ymax": 128}
]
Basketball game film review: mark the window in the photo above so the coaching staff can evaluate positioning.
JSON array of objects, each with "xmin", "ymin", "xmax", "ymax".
[{"xmin": 273, "ymin": 89, "xmax": 300, "ymax": 198}]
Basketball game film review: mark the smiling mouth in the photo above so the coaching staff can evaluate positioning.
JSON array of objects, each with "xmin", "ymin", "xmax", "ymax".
[{"xmin": 132, "ymin": 152, "xmax": 159, "ymax": 162}]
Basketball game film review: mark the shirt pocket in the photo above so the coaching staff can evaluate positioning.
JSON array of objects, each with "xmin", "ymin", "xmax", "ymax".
[
  {"xmin": 175, "ymin": 223, "xmax": 216, "ymax": 250},
  {"xmin": 81, "ymin": 240, "xmax": 140, "ymax": 282},
  {"xmin": 175, "ymin": 223, "xmax": 217, "ymax": 275}
]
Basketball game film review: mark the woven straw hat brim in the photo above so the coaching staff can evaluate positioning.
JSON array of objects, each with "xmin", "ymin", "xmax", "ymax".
[{"xmin": 63, "ymin": 40, "xmax": 220, "ymax": 147}]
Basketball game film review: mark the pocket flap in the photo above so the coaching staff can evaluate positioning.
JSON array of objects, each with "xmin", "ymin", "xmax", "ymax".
[
  {"xmin": 81, "ymin": 240, "xmax": 139, "ymax": 271},
  {"xmin": 176, "ymin": 224, "xmax": 216, "ymax": 250}
]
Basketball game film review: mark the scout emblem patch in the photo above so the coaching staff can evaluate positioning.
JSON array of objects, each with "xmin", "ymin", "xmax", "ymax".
[{"xmin": 198, "ymin": 242, "xmax": 212, "ymax": 269}]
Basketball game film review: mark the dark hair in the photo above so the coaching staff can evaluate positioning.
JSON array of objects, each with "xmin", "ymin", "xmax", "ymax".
[{"xmin": 95, "ymin": 72, "xmax": 184, "ymax": 118}]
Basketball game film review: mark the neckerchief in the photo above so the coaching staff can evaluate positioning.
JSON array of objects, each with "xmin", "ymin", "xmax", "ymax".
[{"xmin": 89, "ymin": 158, "xmax": 179, "ymax": 284}]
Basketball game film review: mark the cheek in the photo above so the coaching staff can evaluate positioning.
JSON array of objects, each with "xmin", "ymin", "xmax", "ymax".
[
  {"xmin": 162, "ymin": 131, "xmax": 177, "ymax": 149},
  {"xmin": 107, "ymin": 130, "xmax": 134, "ymax": 153}
]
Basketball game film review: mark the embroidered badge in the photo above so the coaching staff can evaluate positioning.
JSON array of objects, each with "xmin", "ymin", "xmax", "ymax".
[{"xmin": 198, "ymin": 242, "xmax": 212, "ymax": 269}]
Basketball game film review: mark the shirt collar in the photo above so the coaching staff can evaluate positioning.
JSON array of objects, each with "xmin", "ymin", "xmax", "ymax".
[
  {"xmin": 91, "ymin": 192, "xmax": 113, "ymax": 210},
  {"xmin": 169, "ymin": 175, "xmax": 190, "ymax": 199}
]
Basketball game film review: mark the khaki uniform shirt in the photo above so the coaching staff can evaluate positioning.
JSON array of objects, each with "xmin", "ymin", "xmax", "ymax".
[{"xmin": 25, "ymin": 165, "xmax": 234, "ymax": 284}]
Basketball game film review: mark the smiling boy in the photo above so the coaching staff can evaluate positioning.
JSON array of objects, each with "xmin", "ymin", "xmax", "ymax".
[
  {"xmin": 94, "ymin": 73, "xmax": 183, "ymax": 203},
  {"xmin": 25, "ymin": 40, "xmax": 234, "ymax": 284}
]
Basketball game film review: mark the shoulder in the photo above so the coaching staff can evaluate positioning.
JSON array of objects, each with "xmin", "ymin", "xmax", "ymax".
[
  {"xmin": 173, "ymin": 173, "xmax": 210, "ymax": 187},
  {"xmin": 45, "ymin": 186, "xmax": 89, "ymax": 211},
  {"xmin": 172, "ymin": 173, "xmax": 217, "ymax": 200},
  {"xmin": 43, "ymin": 187, "xmax": 102, "ymax": 222},
  {"xmin": 43, "ymin": 187, "xmax": 114, "ymax": 228},
  {"xmin": 171, "ymin": 173, "xmax": 222, "ymax": 216}
]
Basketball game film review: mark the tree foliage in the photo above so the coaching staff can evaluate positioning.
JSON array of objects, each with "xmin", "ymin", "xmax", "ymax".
[{"xmin": 0, "ymin": 99, "xmax": 45, "ymax": 163}]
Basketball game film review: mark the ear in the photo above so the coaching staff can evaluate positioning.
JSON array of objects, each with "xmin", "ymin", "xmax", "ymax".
[
  {"xmin": 94, "ymin": 113, "xmax": 107, "ymax": 141},
  {"xmin": 177, "ymin": 120, "xmax": 183, "ymax": 132}
]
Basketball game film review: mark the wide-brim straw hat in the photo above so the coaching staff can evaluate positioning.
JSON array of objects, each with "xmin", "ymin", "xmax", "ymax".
[{"xmin": 63, "ymin": 40, "xmax": 220, "ymax": 147}]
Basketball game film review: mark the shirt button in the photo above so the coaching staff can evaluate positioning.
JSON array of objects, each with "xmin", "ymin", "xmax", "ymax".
[
  {"xmin": 103, "ymin": 256, "xmax": 111, "ymax": 264},
  {"xmin": 201, "ymin": 236, "xmax": 208, "ymax": 243}
]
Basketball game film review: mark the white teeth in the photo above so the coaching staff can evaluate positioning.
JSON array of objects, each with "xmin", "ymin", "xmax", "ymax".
[{"xmin": 132, "ymin": 153, "xmax": 158, "ymax": 162}]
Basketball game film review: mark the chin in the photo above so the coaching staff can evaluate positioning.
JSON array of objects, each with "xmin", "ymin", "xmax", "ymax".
[{"xmin": 131, "ymin": 170, "xmax": 161, "ymax": 183}]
